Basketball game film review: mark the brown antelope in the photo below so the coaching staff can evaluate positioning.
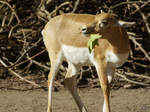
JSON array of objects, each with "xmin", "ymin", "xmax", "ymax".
[{"xmin": 42, "ymin": 13, "xmax": 130, "ymax": 112}]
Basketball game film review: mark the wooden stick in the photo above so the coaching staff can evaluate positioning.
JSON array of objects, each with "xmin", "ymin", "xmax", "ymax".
[
  {"xmin": 0, "ymin": 0, "xmax": 20, "ymax": 23},
  {"xmin": 0, "ymin": 58, "xmax": 41, "ymax": 87},
  {"xmin": 129, "ymin": 35, "xmax": 150, "ymax": 62},
  {"xmin": 116, "ymin": 72, "xmax": 149, "ymax": 86}
]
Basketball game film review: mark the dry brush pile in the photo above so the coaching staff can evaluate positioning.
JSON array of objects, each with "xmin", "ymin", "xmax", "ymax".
[{"xmin": 0, "ymin": 0, "xmax": 150, "ymax": 90}]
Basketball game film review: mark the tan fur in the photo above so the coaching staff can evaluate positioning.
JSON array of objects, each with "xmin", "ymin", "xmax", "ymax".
[{"xmin": 42, "ymin": 13, "xmax": 130, "ymax": 112}]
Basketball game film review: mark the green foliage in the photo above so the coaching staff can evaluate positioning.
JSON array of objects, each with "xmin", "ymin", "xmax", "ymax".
[{"xmin": 87, "ymin": 34, "xmax": 102, "ymax": 53}]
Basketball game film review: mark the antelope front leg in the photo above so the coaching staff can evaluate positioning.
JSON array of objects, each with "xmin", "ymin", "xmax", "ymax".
[{"xmin": 95, "ymin": 59, "xmax": 110, "ymax": 112}]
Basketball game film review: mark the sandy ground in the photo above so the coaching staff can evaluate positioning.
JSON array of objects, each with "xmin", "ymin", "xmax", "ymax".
[{"xmin": 0, "ymin": 87, "xmax": 150, "ymax": 112}]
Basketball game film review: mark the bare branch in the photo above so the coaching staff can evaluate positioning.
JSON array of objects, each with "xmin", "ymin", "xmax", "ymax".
[
  {"xmin": 0, "ymin": 0, "xmax": 20, "ymax": 23},
  {"xmin": 129, "ymin": 35, "xmax": 150, "ymax": 62},
  {"xmin": 72, "ymin": 0, "xmax": 80, "ymax": 13},
  {"xmin": 110, "ymin": 1, "xmax": 149, "ymax": 9},
  {"xmin": 50, "ymin": 1, "xmax": 71, "ymax": 17},
  {"xmin": 0, "ymin": 58, "xmax": 41, "ymax": 87},
  {"xmin": 133, "ymin": 3, "xmax": 150, "ymax": 35},
  {"xmin": 116, "ymin": 72, "xmax": 149, "ymax": 86}
]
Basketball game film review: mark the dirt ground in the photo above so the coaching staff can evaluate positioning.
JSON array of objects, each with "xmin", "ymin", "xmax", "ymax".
[{"xmin": 0, "ymin": 87, "xmax": 150, "ymax": 112}]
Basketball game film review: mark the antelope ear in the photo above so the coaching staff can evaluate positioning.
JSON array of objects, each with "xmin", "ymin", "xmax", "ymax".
[{"xmin": 118, "ymin": 20, "xmax": 135, "ymax": 27}]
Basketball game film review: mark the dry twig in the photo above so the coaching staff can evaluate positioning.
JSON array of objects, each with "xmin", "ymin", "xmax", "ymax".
[
  {"xmin": 0, "ymin": 58, "xmax": 41, "ymax": 87},
  {"xmin": 9, "ymin": 38, "xmax": 43, "ymax": 68},
  {"xmin": 129, "ymin": 35, "xmax": 150, "ymax": 62},
  {"xmin": 50, "ymin": 1, "xmax": 71, "ymax": 17},
  {"xmin": 110, "ymin": 1, "xmax": 148, "ymax": 9},
  {"xmin": 131, "ymin": 1, "xmax": 150, "ymax": 15},
  {"xmin": 133, "ymin": 3, "xmax": 150, "ymax": 35},
  {"xmin": 116, "ymin": 72, "xmax": 149, "ymax": 86},
  {"xmin": 125, "ymin": 72, "xmax": 150, "ymax": 80},
  {"xmin": 13, "ymin": 49, "xmax": 46, "ymax": 68},
  {"xmin": 0, "ymin": 0, "xmax": 20, "ymax": 23},
  {"xmin": 72, "ymin": 0, "xmax": 80, "ymax": 13}
]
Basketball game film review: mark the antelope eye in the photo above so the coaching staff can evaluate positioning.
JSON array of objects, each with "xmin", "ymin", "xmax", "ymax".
[
  {"xmin": 102, "ymin": 20, "xmax": 108, "ymax": 25},
  {"xmin": 99, "ymin": 20, "xmax": 108, "ymax": 28}
]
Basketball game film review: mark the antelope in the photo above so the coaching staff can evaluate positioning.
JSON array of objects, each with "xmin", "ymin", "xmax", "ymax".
[{"xmin": 42, "ymin": 13, "xmax": 130, "ymax": 112}]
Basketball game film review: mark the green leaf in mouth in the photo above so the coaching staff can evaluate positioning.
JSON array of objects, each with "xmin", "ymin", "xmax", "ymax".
[{"xmin": 87, "ymin": 34, "xmax": 102, "ymax": 53}]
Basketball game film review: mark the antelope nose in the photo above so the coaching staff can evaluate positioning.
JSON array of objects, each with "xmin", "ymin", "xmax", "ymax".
[{"xmin": 82, "ymin": 26, "xmax": 87, "ymax": 34}]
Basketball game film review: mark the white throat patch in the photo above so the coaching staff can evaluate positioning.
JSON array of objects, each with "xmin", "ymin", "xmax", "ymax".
[{"xmin": 105, "ymin": 50, "xmax": 129, "ymax": 67}]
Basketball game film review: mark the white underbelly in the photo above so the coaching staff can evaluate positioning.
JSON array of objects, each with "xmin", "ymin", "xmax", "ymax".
[{"xmin": 62, "ymin": 45, "xmax": 94, "ymax": 66}]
